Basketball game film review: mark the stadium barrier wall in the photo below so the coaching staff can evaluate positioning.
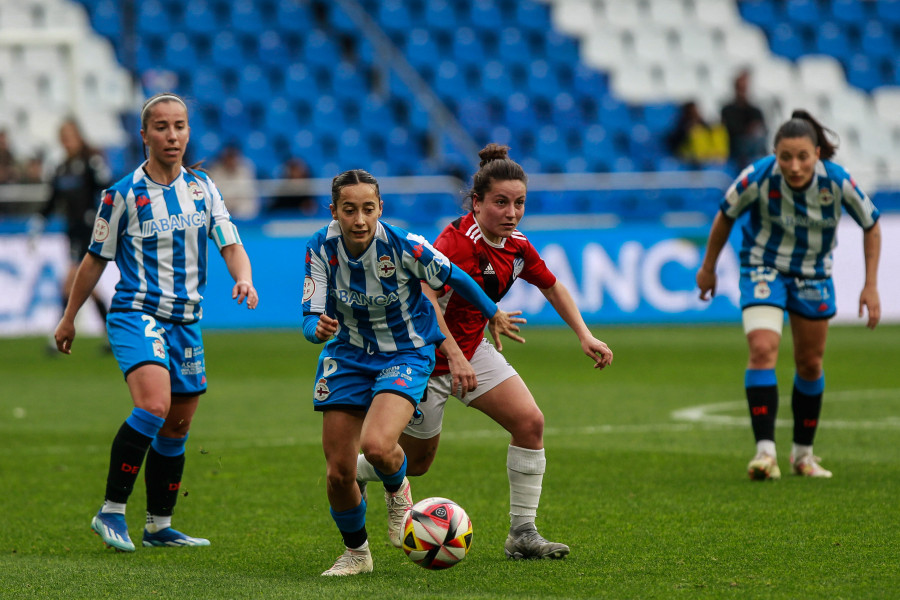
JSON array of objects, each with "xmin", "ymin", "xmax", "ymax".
[{"xmin": 1, "ymin": 216, "xmax": 896, "ymax": 336}]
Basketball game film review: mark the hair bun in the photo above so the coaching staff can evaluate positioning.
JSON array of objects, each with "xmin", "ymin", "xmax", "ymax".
[{"xmin": 478, "ymin": 143, "xmax": 510, "ymax": 168}]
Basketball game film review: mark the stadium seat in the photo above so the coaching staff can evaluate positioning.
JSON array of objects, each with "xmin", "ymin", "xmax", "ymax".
[
  {"xmin": 230, "ymin": 0, "xmax": 264, "ymax": 35},
  {"xmin": 258, "ymin": 30, "xmax": 290, "ymax": 68},
  {"xmin": 813, "ymin": 21, "xmax": 852, "ymax": 62},
  {"xmin": 424, "ymin": 0, "xmax": 458, "ymax": 33},
  {"xmin": 527, "ymin": 60, "xmax": 562, "ymax": 101},
  {"xmin": 182, "ymin": 0, "xmax": 222, "ymax": 34},
  {"xmin": 481, "ymin": 60, "xmax": 514, "ymax": 102},
  {"xmin": 275, "ymin": 0, "xmax": 312, "ymax": 32},
  {"xmin": 873, "ymin": 87, "xmax": 900, "ymax": 127},
  {"xmin": 797, "ymin": 55, "xmax": 847, "ymax": 96},
  {"xmin": 645, "ymin": 0, "xmax": 690, "ymax": 27},
  {"xmin": 163, "ymin": 32, "xmax": 198, "ymax": 69},
  {"xmin": 210, "ymin": 31, "xmax": 245, "ymax": 71},
  {"xmin": 846, "ymin": 53, "xmax": 883, "ymax": 92},
  {"xmin": 469, "ymin": 0, "xmax": 503, "ymax": 32},
  {"xmin": 90, "ymin": 0, "xmax": 121, "ymax": 38},
  {"xmin": 860, "ymin": 20, "xmax": 895, "ymax": 61},
  {"xmin": 515, "ymin": 0, "xmax": 550, "ymax": 32},
  {"xmin": 302, "ymin": 30, "xmax": 342, "ymax": 70},
  {"xmin": 283, "ymin": 63, "xmax": 321, "ymax": 103},
  {"xmin": 768, "ymin": 23, "xmax": 807, "ymax": 61},
  {"xmin": 497, "ymin": 27, "xmax": 531, "ymax": 66},
  {"xmin": 875, "ymin": 0, "xmax": 900, "ymax": 24},
  {"xmin": 830, "ymin": 0, "xmax": 868, "ymax": 25},
  {"xmin": 404, "ymin": 28, "xmax": 441, "ymax": 70},
  {"xmin": 137, "ymin": 0, "xmax": 168, "ymax": 32},
  {"xmin": 452, "ymin": 27, "xmax": 485, "ymax": 66},
  {"xmin": 236, "ymin": 65, "xmax": 272, "ymax": 107},
  {"xmin": 331, "ymin": 62, "xmax": 368, "ymax": 102},
  {"xmin": 737, "ymin": 0, "xmax": 779, "ymax": 27},
  {"xmin": 550, "ymin": 0, "xmax": 596, "ymax": 39}
]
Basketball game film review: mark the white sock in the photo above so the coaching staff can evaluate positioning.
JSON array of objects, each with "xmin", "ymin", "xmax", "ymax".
[
  {"xmin": 145, "ymin": 513, "xmax": 172, "ymax": 533},
  {"xmin": 101, "ymin": 501, "xmax": 126, "ymax": 515},
  {"xmin": 507, "ymin": 445, "xmax": 546, "ymax": 530},
  {"xmin": 756, "ymin": 440, "xmax": 776, "ymax": 457},
  {"xmin": 356, "ymin": 453, "xmax": 380, "ymax": 483},
  {"xmin": 350, "ymin": 540, "xmax": 369, "ymax": 552},
  {"xmin": 791, "ymin": 443, "xmax": 813, "ymax": 460}
]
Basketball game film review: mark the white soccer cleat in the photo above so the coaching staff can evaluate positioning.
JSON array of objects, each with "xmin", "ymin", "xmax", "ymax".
[
  {"xmin": 385, "ymin": 477, "xmax": 413, "ymax": 548},
  {"xmin": 504, "ymin": 523, "xmax": 569, "ymax": 559},
  {"xmin": 321, "ymin": 546, "xmax": 373, "ymax": 576},
  {"xmin": 791, "ymin": 454, "xmax": 833, "ymax": 478},
  {"xmin": 747, "ymin": 451, "xmax": 781, "ymax": 481}
]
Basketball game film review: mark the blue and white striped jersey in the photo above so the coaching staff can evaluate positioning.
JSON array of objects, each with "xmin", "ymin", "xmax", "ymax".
[
  {"xmin": 721, "ymin": 155, "xmax": 879, "ymax": 278},
  {"xmin": 89, "ymin": 164, "xmax": 237, "ymax": 323},
  {"xmin": 303, "ymin": 220, "xmax": 452, "ymax": 353}
]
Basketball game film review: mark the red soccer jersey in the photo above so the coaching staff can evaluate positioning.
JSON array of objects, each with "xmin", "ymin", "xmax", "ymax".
[{"xmin": 432, "ymin": 212, "xmax": 556, "ymax": 375}]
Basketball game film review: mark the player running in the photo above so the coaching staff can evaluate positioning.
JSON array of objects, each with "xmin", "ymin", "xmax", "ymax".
[
  {"xmin": 696, "ymin": 109, "xmax": 881, "ymax": 480},
  {"xmin": 303, "ymin": 168, "xmax": 522, "ymax": 576},
  {"xmin": 357, "ymin": 144, "xmax": 613, "ymax": 559}
]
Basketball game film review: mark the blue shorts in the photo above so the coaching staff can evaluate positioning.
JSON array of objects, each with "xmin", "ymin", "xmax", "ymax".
[
  {"xmin": 312, "ymin": 341, "xmax": 435, "ymax": 413},
  {"xmin": 107, "ymin": 311, "xmax": 207, "ymax": 395},
  {"xmin": 739, "ymin": 266, "xmax": 836, "ymax": 319}
]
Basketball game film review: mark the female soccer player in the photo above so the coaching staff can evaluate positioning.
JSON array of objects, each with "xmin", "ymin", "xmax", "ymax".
[
  {"xmin": 303, "ymin": 169, "xmax": 522, "ymax": 576},
  {"xmin": 54, "ymin": 92, "xmax": 258, "ymax": 551},
  {"xmin": 696, "ymin": 109, "xmax": 881, "ymax": 480},
  {"xmin": 356, "ymin": 144, "xmax": 614, "ymax": 559}
]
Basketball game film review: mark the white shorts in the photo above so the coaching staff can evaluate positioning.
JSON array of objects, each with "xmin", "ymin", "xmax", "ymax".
[{"xmin": 404, "ymin": 338, "xmax": 518, "ymax": 439}]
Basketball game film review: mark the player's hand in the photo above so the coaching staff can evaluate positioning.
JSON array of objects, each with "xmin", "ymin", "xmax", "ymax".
[
  {"xmin": 859, "ymin": 284, "xmax": 881, "ymax": 330},
  {"xmin": 232, "ymin": 280, "xmax": 258, "ymax": 309},
  {"xmin": 315, "ymin": 314, "xmax": 338, "ymax": 341},
  {"xmin": 487, "ymin": 309, "xmax": 526, "ymax": 352},
  {"xmin": 696, "ymin": 267, "xmax": 717, "ymax": 301},
  {"xmin": 54, "ymin": 318, "xmax": 76, "ymax": 355},
  {"xmin": 446, "ymin": 351, "xmax": 477, "ymax": 399},
  {"xmin": 582, "ymin": 336, "xmax": 613, "ymax": 370}
]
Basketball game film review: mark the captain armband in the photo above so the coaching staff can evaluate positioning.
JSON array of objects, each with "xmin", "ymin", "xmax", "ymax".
[{"xmin": 211, "ymin": 222, "xmax": 242, "ymax": 250}]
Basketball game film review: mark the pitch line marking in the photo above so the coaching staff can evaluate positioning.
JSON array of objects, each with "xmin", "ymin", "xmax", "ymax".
[{"xmin": 671, "ymin": 388, "xmax": 900, "ymax": 429}]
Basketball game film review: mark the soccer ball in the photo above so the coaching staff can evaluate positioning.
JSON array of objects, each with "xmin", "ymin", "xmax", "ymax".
[{"xmin": 401, "ymin": 497, "xmax": 473, "ymax": 570}]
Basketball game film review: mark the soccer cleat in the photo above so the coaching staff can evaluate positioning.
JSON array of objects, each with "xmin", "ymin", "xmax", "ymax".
[
  {"xmin": 142, "ymin": 527, "xmax": 210, "ymax": 547},
  {"xmin": 385, "ymin": 477, "xmax": 413, "ymax": 548},
  {"xmin": 91, "ymin": 510, "xmax": 135, "ymax": 552},
  {"xmin": 747, "ymin": 451, "xmax": 781, "ymax": 481},
  {"xmin": 791, "ymin": 454, "xmax": 833, "ymax": 478},
  {"xmin": 321, "ymin": 546, "xmax": 373, "ymax": 576},
  {"xmin": 504, "ymin": 523, "xmax": 570, "ymax": 559}
]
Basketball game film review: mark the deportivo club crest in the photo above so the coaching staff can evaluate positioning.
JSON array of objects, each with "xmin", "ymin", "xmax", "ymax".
[
  {"xmin": 377, "ymin": 255, "xmax": 395, "ymax": 278},
  {"xmin": 188, "ymin": 181, "xmax": 205, "ymax": 201},
  {"xmin": 818, "ymin": 188, "xmax": 834, "ymax": 206},
  {"xmin": 314, "ymin": 378, "xmax": 330, "ymax": 401}
]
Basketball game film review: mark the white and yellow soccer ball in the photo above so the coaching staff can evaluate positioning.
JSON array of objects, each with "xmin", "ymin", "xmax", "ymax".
[{"xmin": 401, "ymin": 497, "xmax": 473, "ymax": 570}]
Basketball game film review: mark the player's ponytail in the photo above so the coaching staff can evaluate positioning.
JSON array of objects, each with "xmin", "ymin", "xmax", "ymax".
[
  {"xmin": 465, "ymin": 143, "xmax": 527, "ymax": 211},
  {"xmin": 775, "ymin": 109, "xmax": 838, "ymax": 160}
]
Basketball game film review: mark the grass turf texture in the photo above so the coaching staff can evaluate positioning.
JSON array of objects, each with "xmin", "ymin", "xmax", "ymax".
[{"xmin": 1, "ymin": 325, "xmax": 897, "ymax": 599}]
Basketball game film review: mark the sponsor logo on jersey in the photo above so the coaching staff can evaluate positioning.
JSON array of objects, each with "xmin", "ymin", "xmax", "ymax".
[
  {"xmin": 777, "ymin": 214, "xmax": 837, "ymax": 228},
  {"xmin": 392, "ymin": 377, "xmax": 408, "ymax": 388},
  {"xmin": 768, "ymin": 189, "xmax": 781, "ymax": 200},
  {"xmin": 512, "ymin": 257, "xmax": 524, "ymax": 279},
  {"xmin": 102, "ymin": 192, "xmax": 114, "ymax": 206},
  {"xmin": 412, "ymin": 243, "xmax": 424, "ymax": 259},
  {"xmin": 377, "ymin": 254, "xmax": 396, "ymax": 278},
  {"xmin": 183, "ymin": 345, "xmax": 203, "ymax": 358},
  {"xmin": 93, "ymin": 218, "xmax": 110, "ymax": 242},
  {"xmin": 188, "ymin": 181, "xmax": 205, "ymax": 201},
  {"xmin": 424, "ymin": 258, "xmax": 443, "ymax": 281},
  {"xmin": 329, "ymin": 254, "xmax": 339, "ymax": 266},
  {"xmin": 333, "ymin": 288, "xmax": 400, "ymax": 307},
  {"xmin": 180, "ymin": 360, "xmax": 203, "ymax": 375},
  {"xmin": 303, "ymin": 276, "xmax": 316, "ymax": 302},
  {"xmin": 141, "ymin": 211, "xmax": 208, "ymax": 237},
  {"xmin": 136, "ymin": 194, "xmax": 151, "ymax": 208},
  {"xmin": 483, "ymin": 262, "xmax": 495, "ymax": 275},
  {"xmin": 314, "ymin": 378, "xmax": 330, "ymax": 401}
]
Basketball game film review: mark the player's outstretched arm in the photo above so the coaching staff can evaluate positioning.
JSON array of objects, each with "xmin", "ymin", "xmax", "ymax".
[
  {"xmin": 696, "ymin": 211, "xmax": 735, "ymax": 301},
  {"xmin": 540, "ymin": 281, "xmax": 612, "ymax": 369},
  {"xmin": 859, "ymin": 221, "xmax": 881, "ymax": 330}
]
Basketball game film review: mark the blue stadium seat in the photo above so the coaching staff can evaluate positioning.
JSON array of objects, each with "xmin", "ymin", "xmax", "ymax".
[
  {"xmin": 875, "ymin": 0, "xmax": 900, "ymax": 24},
  {"xmin": 138, "ymin": 0, "xmax": 168, "ymax": 32},
  {"xmin": 504, "ymin": 92, "xmax": 540, "ymax": 134},
  {"xmin": 597, "ymin": 95, "xmax": 632, "ymax": 135},
  {"xmin": 642, "ymin": 102, "xmax": 680, "ymax": 136},
  {"xmin": 219, "ymin": 98, "xmax": 252, "ymax": 142},
  {"xmin": 739, "ymin": 0, "xmax": 779, "ymax": 26},
  {"xmin": 405, "ymin": 28, "xmax": 441, "ymax": 70},
  {"xmin": 544, "ymin": 31, "xmax": 580, "ymax": 66},
  {"xmin": 331, "ymin": 62, "xmax": 369, "ymax": 102},
  {"xmin": 497, "ymin": 27, "xmax": 530, "ymax": 66},
  {"xmin": 469, "ymin": 0, "xmax": 503, "ymax": 32},
  {"xmin": 236, "ymin": 65, "xmax": 273, "ymax": 106},
  {"xmin": 163, "ymin": 32, "xmax": 198, "ymax": 69},
  {"xmin": 830, "ymin": 0, "xmax": 868, "ymax": 25},
  {"xmin": 572, "ymin": 64, "xmax": 608, "ymax": 99},
  {"xmin": 424, "ymin": 0, "xmax": 458, "ymax": 33},
  {"xmin": 785, "ymin": 0, "xmax": 821, "ymax": 25},
  {"xmin": 325, "ymin": 2, "xmax": 358, "ymax": 35},
  {"xmin": 769, "ymin": 23, "xmax": 807, "ymax": 60},
  {"xmin": 302, "ymin": 30, "xmax": 342, "ymax": 69},
  {"xmin": 190, "ymin": 67, "xmax": 226, "ymax": 106},
  {"xmin": 515, "ymin": 0, "xmax": 550, "ymax": 32},
  {"xmin": 861, "ymin": 20, "xmax": 895, "ymax": 60},
  {"xmin": 582, "ymin": 124, "xmax": 615, "ymax": 168},
  {"xmin": 210, "ymin": 31, "xmax": 245, "ymax": 71},
  {"xmin": 527, "ymin": 60, "xmax": 561, "ymax": 101},
  {"xmin": 814, "ymin": 21, "xmax": 852, "ymax": 61},
  {"xmin": 230, "ymin": 0, "xmax": 264, "ymax": 35},
  {"xmin": 534, "ymin": 125, "xmax": 568, "ymax": 168},
  {"xmin": 550, "ymin": 92, "xmax": 581, "ymax": 128},
  {"xmin": 378, "ymin": 0, "xmax": 413, "ymax": 34},
  {"xmin": 481, "ymin": 61, "xmax": 514, "ymax": 102},
  {"xmin": 452, "ymin": 27, "xmax": 486, "ymax": 66},
  {"xmin": 337, "ymin": 128, "xmax": 371, "ymax": 166},
  {"xmin": 183, "ymin": 0, "xmax": 224, "ymax": 34},
  {"xmin": 311, "ymin": 95, "xmax": 346, "ymax": 134},
  {"xmin": 433, "ymin": 60, "xmax": 466, "ymax": 103},
  {"xmin": 846, "ymin": 53, "xmax": 883, "ymax": 91},
  {"xmin": 275, "ymin": 0, "xmax": 313, "ymax": 32},
  {"xmin": 258, "ymin": 30, "xmax": 290, "ymax": 68},
  {"xmin": 358, "ymin": 95, "xmax": 395, "ymax": 135},
  {"xmin": 91, "ymin": 0, "xmax": 121, "ymax": 38}
]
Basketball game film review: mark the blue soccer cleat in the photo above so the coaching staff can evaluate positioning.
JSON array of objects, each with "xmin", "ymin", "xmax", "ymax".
[
  {"xmin": 91, "ymin": 511, "xmax": 135, "ymax": 552},
  {"xmin": 142, "ymin": 527, "xmax": 210, "ymax": 547}
]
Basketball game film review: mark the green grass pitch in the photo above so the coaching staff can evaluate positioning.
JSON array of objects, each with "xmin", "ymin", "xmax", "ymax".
[{"xmin": 1, "ymin": 325, "xmax": 898, "ymax": 599}]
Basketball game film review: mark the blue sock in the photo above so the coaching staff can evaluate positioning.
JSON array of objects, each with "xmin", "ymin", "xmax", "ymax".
[
  {"xmin": 373, "ymin": 454, "xmax": 407, "ymax": 492},
  {"xmin": 330, "ymin": 500, "xmax": 367, "ymax": 549}
]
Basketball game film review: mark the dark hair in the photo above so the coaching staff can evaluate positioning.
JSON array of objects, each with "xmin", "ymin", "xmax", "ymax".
[
  {"xmin": 331, "ymin": 169, "xmax": 380, "ymax": 205},
  {"xmin": 774, "ymin": 109, "xmax": 838, "ymax": 160},
  {"xmin": 59, "ymin": 117, "xmax": 97, "ymax": 161},
  {"xmin": 464, "ymin": 143, "xmax": 527, "ymax": 211}
]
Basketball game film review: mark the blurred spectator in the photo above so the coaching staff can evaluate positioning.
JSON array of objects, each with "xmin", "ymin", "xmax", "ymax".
[
  {"xmin": 720, "ymin": 70, "xmax": 767, "ymax": 170},
  {"xmin": 21, "ymin": 154, "xmax": 46, "ymax": 184},
  {"xmin": 0, "ymin": 129, "xmax": 19, "ymax": 184},
  {"xmin": 269, "ymin": 157, "xmax": 317, "ymax": 215},
  {"xmin": 208, "ymin": 144, "xmax": 259, "ymax": 219},
  {"xmin": 30, "ymin": 118, "xmax": 112, "ymax": 344},
  {"xmin": 666, "ymin": 101, "xmax": 729, "ymax": 167}
]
